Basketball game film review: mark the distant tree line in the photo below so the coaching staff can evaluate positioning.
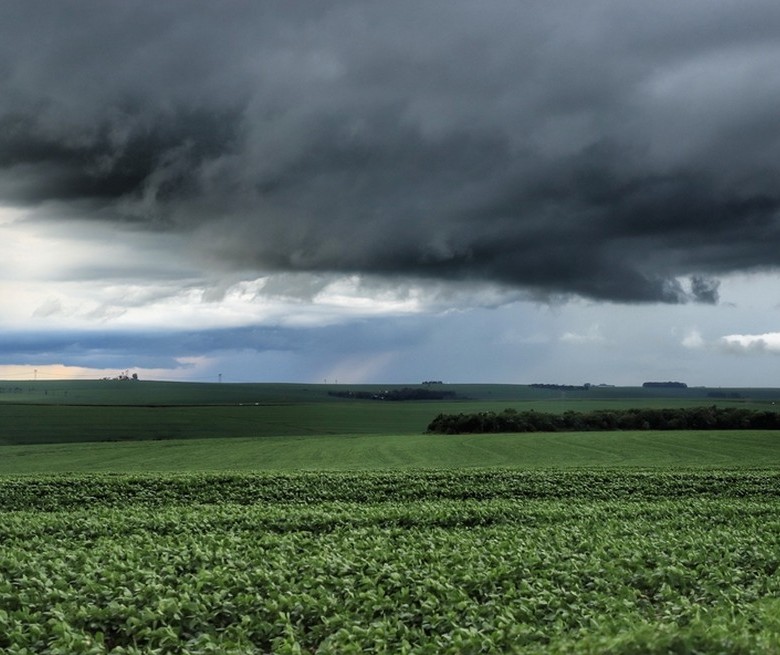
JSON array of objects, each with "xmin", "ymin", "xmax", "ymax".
[
  {"xmin": 330, "ymin": 387, "xmax": 457, "ymax": 401},
  {"xmin": 642, "ymin": 381, "xmax": 688, "ymax": 388},
  {"xmin": 426, "ymin": 406, "xmax": 780, "ymax": 434},
  {"xmin": 707, "ymin": 391, "xmax": 743, "ymax": 399},
  {"xmin": 530, "ymin": 383, "xmax": 591, "ymax": 391}
]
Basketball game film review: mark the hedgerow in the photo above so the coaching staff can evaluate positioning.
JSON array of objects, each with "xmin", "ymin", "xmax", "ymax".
[{"xmin": 427, "ymin": 405, "xmax": 780, "ymax": 433}]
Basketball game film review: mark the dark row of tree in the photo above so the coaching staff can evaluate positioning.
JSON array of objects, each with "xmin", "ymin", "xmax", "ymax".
[
  {"xmin": 530, "ymin": 383, "xmax": 591, "ymax": 391},
  {"xmin": 642, "ymin": 381, "xmax": 688, "ymax": 388},
  {"xmin": 426, "ymin": 406, "xmax": 780, "ymax": 434},
  {"xmin": 330, "ymin": 387, "xmax": 457, "ymax": 401}
]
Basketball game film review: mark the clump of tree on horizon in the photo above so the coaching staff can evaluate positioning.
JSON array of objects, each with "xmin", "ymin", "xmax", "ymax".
[
  {"xmin": 329, "ymin": 387, "xmax": 456, "ymax": 401},
  {"xmin": 530, "ymin": 383, "xmax": 591, "ymax": 391}
]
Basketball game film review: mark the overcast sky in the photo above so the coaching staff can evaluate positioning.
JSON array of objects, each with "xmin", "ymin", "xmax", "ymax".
[{"xmin": 2, "ymin": 0, "xmax": 780, "ymax": 385}]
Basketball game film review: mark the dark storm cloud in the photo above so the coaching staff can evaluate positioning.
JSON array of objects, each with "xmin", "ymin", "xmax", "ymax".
[
  {"xmin": 2, "ymin": 0, "xmax": 780, "ymax": 303},
  {"xmin": 0, "ymin": 108, "xmax": 238, "ymax": 208},
  {"xmin": 689, "ymin": 275, "xmax": 721, "ymax": 305}
]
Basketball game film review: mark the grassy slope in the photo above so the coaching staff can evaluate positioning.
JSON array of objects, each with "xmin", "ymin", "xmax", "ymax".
[
  {"xmin": 1, "ymin": 380, "xmax": 779, "ymax": 474},
  {"xmin": 2, "ymin": 381, "xmax": 778, "ymax": 446},
  {"xmin": 1, "ymin": 430, "xmax": 778, "ymax": 474}
]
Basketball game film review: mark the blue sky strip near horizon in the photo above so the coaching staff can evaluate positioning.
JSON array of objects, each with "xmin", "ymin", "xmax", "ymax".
[{"xmin": 1, "ymin": 1, "xmax": 780, "ymax": 386}]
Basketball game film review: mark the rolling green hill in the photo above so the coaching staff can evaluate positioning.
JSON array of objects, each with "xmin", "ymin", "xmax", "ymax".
[
  {"xmin": 2, "ymin": 380, "xmax": 779, "ymax": 447},
  {"xmin": 2, "ymin": 382, "xmax": 779, "ymax": 648},
  {"xmin": 1, "ymin": 429, "xmax": 778, "ymax": 474},
  {"xmin": 1, "ymin": 380, "xmax": 779, "ymax": 474}
]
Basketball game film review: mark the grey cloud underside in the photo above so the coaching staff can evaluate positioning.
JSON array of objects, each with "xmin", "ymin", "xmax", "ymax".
[
  {"xmin": 0, "ymin": 320, "xmax": 426, "ymax": 371},
  {"xmin": 3, "ymin": 1, "xmax": 780, "ymax": 304}
]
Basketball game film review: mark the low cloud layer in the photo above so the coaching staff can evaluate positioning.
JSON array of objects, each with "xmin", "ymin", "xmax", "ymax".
[
  {"xmin": 682, "ymin": 326, "xmax": 780, "ymax": 356},
  {"xmin": 3, "ymin": 1, "xmax": 780, "ymax": 303},
  {"xmin": 720, "ymin": 332, "xmax": 780, "ymax": 354}
]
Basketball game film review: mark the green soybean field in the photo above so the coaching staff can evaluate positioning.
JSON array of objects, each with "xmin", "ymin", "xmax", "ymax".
[
  {"xmin": 2, "ymin": 469, "xmax": 780, "ymax": 654},
  {"xmin": 2, "ymin": 381, "xmax": 780, "ymax": 652}
]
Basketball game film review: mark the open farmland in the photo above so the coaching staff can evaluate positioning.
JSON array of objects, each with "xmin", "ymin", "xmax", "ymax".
[
  {"xmin": 1, "ymin": 380, "xmax": 779, "ymax": 447},
  {"xmin": 1, "ymin": 381, "xmax": 780, "ymax": 652},
  {"xmin": 1, "ymin": 380, "xmax": 778, "ymax": 473},
  {"xmin": 1, "ymin": 470, "xmax": 780, "ymax": 653},
  {"xmin": 1, "ymin": 430, "xmax": 779, "ymax": 475}
]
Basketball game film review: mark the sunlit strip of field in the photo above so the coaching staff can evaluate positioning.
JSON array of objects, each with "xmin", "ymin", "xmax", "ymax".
[{"xmin": 1, "ymin": 429, "xmax": 777, "ymax": 474}]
